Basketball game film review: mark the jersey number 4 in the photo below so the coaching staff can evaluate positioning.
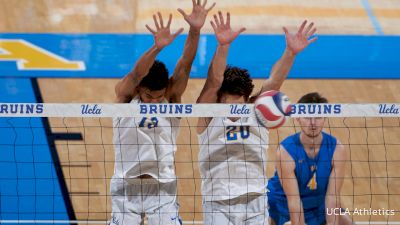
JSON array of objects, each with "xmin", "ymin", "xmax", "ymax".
[
  {"xmin": 307, "ymin": 172, "xmax": 318, "ymax": 190},
  {"xmin": 226, "ymin": 126, "xmax": 250, "ymax": 141},
  {"xmin": 139, "ymin": 117, "xmax": 158, "ymax": 129}
]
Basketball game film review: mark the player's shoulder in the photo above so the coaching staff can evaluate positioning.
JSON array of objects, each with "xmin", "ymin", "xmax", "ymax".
[
  {"xmin": 281, "ymin": 132, "xmax": 300, "ymax": 146},
  {"xmin": 322, "ymin": 132, "xmax": 340, "ymax": 146},
  {"xmin": 276, "ymin": 144, "xmax": 296, "ymax": 164}
]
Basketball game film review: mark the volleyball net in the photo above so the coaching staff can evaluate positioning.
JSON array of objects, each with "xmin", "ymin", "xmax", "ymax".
[{"xmin": 0, "ymin": 103, "xmax": 399, "ymax": 224}]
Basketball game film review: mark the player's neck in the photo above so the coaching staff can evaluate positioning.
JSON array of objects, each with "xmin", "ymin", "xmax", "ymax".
[{"xmin": 300, "ymin": 132, "xmax": 323, "ymax": 153}]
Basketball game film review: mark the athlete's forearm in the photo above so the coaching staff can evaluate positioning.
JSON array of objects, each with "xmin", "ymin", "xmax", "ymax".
[
  {"xmin": 209, "ymin": 44, "xmax": 229, "ymax": 86},
  {"xmin": 168, "ymin": 28, "xmax": 201, "ymax": 101},
  {"xmin": 287, "ymin": 197, "xmax": 306, "ymax": 225},
  {"xmin": 115, "ymin": 45, "xmax": 161, "ymax": 102},
  {"xmin": 131, "ymin": 45, "xmax": 162, "ymax": 81},
  {"xmin": 260, "ymin": 48, "xmax": 295, "ymax": 93},
  {"xmin": 197, "ymin": 44, "xmax": 229, "ymax": 103},
  {"xmin": 326, "ymin": 195, "xmax": 340, "ymax": 225},
  {"xmin": 177, "ymin": 27, "xmax": 201, "ymax": 72}
]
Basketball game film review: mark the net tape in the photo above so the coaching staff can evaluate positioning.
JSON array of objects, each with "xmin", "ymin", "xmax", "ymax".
[{"xmin": 0, "ymin": 103, "xmax": 399, "ymax": 117}]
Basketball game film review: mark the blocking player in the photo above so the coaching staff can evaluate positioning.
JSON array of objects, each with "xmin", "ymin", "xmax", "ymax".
[
  {"xmin": 196, "ymin": 11, "xmax": 317, "ymax": 224},
  {"xmin": 267, "ymin": 92, "xmax": 353, "ymax": 225},
  {"xmin": 110, "ymin": 1, "xmax": 215, "ymax": 225}
]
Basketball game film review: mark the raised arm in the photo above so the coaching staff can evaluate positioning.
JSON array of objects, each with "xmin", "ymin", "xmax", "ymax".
[
  {"xmin": 326, "ymin": 142, "xmax": 347, "ymax": 225},
  {"xmin": 196, "ymin": 11, "xmax": 245, "ymax": 103},
  {"xmin": 276, "ymin": 145, "xmax": 306, "ymax": 225},
  {"xmin": 115, "ymin": 13, "xmax": 183, "ymax": 103},
  {"xmin": 251, "ymin": 20, "xmax": 317, "ymax": 102},
  {"xmin": 166, "ymin": 0, "xmax": 216, "ymax": 103}
]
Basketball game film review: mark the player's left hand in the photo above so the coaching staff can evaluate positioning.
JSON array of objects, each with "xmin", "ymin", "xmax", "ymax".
[
  {"xmin": 178, "ymin": 0, "xmax": 216, "ymax": 31},
  {"xmin": 283, "ymin": 20, "xmax": 317, "ymax": 55}
]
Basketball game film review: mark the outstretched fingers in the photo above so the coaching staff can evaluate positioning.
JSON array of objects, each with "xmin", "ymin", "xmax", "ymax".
[
  {"xmin": 157, "ymin": 12, "xmax": 164, "ymax": 28},
  {"xmin": 308, "ymin": 27, "xmax": 317, "ymax": 38},
  {"xmin": 218, "ymin": 11, "xmax": 225, "ymax": 26},
  {"xmin": 237, "ymin": 27, "xmax": 246, "ymax": 34},
  {"xmin": 177, "ymin": 8, "xmax": 188, "ymax": 19},
  {"xmin": 206, "ymin": 2, "xmax": 216, "ymax": 12},
  {"xmin": 304, "ymin": 22, "xmax": 314, "ymax": 36},
  {"xmin": 173, "ymin": 28, "xmax": 184, "ymax": 39},
  {"xmin": 213, "ymin": 14, "xmax": 221, "ymax": 27},
  {"xmin": 297, "ymin": 20, "xmax": 307, "ymax": 34},
  {"xmin": 308, "ymin": 36, "xmax": 318, "ymax": 44},
  {"xmin": 210, "ymin": 20, "xmax": 217, "ymax": 31},
  {"xmin": 145, "ymin": 24, "xmax": 156, "ymax": 34},
  {"xmin": 166, "ymin": 14, "xmax": 173, "ymax": 28},
  {"xmin": 282, "ymin": 26, "xmax": 289, "ymax": 36},
  {"xmin": 153, "ymin": 14, "xmax": 160, "ymax": 30}
]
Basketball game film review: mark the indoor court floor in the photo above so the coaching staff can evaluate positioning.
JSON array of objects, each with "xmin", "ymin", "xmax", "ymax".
[{"xmin": 1, "ymin": 0, "xmax": 400, "ymax": 224}]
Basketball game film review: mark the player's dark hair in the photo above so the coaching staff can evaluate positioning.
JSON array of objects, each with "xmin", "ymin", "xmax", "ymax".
[
  {"xmin": 297, "ymin": 92, "xmax": 328, "ymax": 103},
  {"xmin": 138, "ymin": 60, "xmax": 169, "ymax": 91},
  {"xmin": 218, "ymin": 66, "xmax": 254, "ymax": 101}
]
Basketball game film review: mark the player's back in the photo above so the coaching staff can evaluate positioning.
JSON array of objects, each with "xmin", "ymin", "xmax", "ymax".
[
  {"xmin": 113, "ymin": 96, "xmax": 180, "ymax": 182},
  {"xmin": 268, "ymin": 132, "xmax": 337, "ymax": 210},
  {"xmin": 198, "ymin": 116, "xmax": 269, "ymax": 201}
]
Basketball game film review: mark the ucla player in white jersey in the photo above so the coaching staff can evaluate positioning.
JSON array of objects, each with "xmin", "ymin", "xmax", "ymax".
[
  {"xmin": 197, "ymin": 11, "xmax": 317, "ymax": 224},
  {"xmin": 111, "ymin": 1, "xmax": 215, "ymax": 225}
]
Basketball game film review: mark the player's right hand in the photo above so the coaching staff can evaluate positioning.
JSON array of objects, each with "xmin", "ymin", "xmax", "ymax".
[
  {"xmin": 210, "ymin": 11, "xmax": 246, "ymax": 46},
  {"xmin": 145, "ymin": 12, "xmax": 184, "ymax": 50}
]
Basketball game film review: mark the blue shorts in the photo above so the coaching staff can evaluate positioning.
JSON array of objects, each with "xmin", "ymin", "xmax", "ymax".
[{"xmin": 267, "ymin": 194, "xmax": 325, "ymax": 225}]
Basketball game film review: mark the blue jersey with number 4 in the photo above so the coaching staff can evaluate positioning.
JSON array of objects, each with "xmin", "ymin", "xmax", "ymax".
[{"xmin": 268, "ymin": 132, "xmax": 337, "ymax": 210}]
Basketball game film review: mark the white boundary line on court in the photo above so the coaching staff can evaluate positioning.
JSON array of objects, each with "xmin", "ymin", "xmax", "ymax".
[{"xmin": 1, "ymin": 221, "xmax": 400, "ymax": 225}]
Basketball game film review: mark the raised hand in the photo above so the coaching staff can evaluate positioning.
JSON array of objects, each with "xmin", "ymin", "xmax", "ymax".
[
  {"xmin": 145, "ymin": 12, "xmax": 184, "ymax": 50},
  {"xmin": 210, "ymin": 11, "xmax": 246, "ymax": 46},
  {"xmin": 178, "ymin": 0, "xmax": 216, "ymax": 31},
  {"xmin": 283, "ymin": 20, "xmax": 317, "ymax": 55}
]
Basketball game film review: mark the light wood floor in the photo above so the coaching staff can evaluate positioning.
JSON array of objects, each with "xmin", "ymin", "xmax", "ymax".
[
  {"xmin": 39, "ymin": 79, "xmax": 400, "ymax": 222},
  {"xmin": 1, "ymin": 0, "xmax": 400, "ymax": 223}
]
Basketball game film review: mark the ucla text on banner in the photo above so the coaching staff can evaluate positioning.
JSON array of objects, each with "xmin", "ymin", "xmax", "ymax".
[{"xmin": 0, "ymin": 103, "xmax": 399, "ymax": 117}]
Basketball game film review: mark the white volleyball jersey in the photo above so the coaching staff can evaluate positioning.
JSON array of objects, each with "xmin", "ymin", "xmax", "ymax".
[
  {"xmin": 198, "ymin": 116, "xmax": 269, "ymax": 201},
  {"xmin": 112, "ymin": 96, "xmax": 180, "ymax": 183}
]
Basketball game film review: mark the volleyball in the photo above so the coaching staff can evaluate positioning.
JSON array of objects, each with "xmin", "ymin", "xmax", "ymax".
[{"xmin": 254, "ymin": 90, "xmax": 293, "ymax": 129}]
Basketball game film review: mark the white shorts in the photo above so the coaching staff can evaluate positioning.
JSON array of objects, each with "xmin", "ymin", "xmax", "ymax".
[
  {"xmin": 109, "ymin": 177, "xmax": 181, "ymax": 225},
  {"xmin": 202, "ymin": 194, "xmax": 268, "ymax": 225}
]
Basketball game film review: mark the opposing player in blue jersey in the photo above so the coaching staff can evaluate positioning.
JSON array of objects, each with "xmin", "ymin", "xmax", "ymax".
[{"xmin": 267, "ymin": 92, "xmax": 353, "ymax": 225}]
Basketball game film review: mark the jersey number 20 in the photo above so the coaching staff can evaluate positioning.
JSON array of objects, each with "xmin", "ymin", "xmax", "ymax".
[{"xmin": 226, "ymin": 126, "xmax": 250, "ymax": 141}]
